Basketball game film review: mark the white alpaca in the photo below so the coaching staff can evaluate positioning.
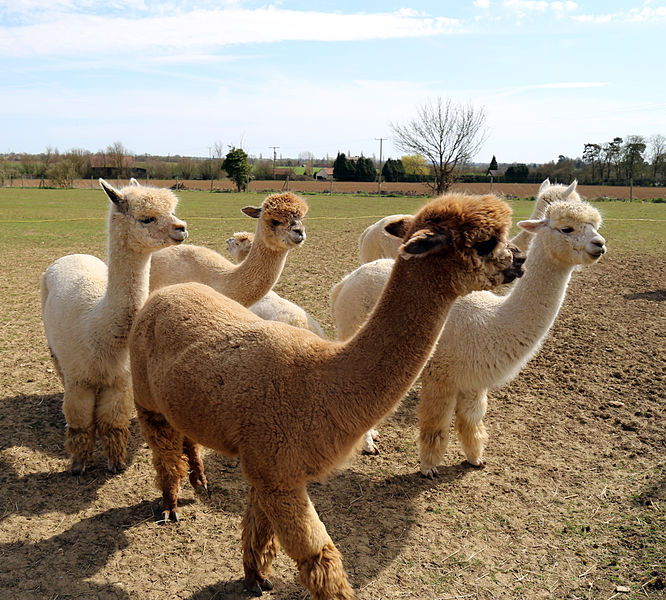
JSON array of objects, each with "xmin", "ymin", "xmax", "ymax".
[
  {"xmin": 149, "ymin": 192, "xmax": 308, "ymax": 308},
  {"xmin": 40, "ymin": 179, "xmax": 188, "ymax": 474},
  {"xmin": 358, "ymin": 214, "xmax": 412, "ymax": 263},
  {"xmin": 358, "ymin": 180, "xmax": 581, "ymax": 264},
  {"xmin": 226, "ymin": 231, "xmax": 326, "ymax": 338},
  {"xmin": 332, "ymin": 190, "xmax": 605, "ymax": 469}
]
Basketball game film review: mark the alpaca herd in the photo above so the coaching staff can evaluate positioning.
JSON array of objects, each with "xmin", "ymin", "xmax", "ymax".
[{"xmin": 39, "ymin": 178, "xmax": 605, "ymax": 598}]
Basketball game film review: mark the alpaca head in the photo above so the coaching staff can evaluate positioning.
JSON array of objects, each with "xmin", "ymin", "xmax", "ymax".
[
  {"xmin": 100, "ymin": 178, "xmax": 188, "ymax": 252},
  {"xmin": 226, "ymin": 231, "xmax": 255, "ymax": 263},
  {"xmin": 386, "ymin": 193, "xmax": 525, "ymax": 295},
  {"xmin": 537, "ymin": 178, "xmax": 581, "ymax": 205},
  {"xmin": 518, "ymin": 198, "xmax": 606, "ymax": 266},
  {"xmin": 241, "ymin": 192, "xmax": 308, "ymax": 252}
]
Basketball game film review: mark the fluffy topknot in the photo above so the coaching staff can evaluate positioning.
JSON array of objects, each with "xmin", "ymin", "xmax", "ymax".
[
  {"xmin": 414, "ymin": 193, "xmax": 513, "ymax": 243},
  {"xmin": 546, "ymin": 199, "xmax": 602, "ymax": 229},
  {"xmin": 261, "ymin": 192, "xmax": 309, "ymax": 220}
]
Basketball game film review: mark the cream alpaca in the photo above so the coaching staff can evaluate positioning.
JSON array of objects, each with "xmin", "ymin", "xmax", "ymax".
[
  {"xmin": 357, "ymin": 179, "xmax": 581, "ymax": 264},
  {"xmin": 358, "ymin": 213, "xmax": 412, "ymax": 263},
  {"xmin": 226, "ymin": 231, "xmax": 325, "ymax": 337},
  {"xmin": 149, "ymin": 192, "xmax": 308, "ymax": 307},
  {"xmin": 332, "ymin": 191, "xmax": 605, "ymax": 468},
  {"xmin": 40, "ymin": 179, "xmax": 187, "ymax": 474},
  {"xmin": 129, "ymin": 193, "xmax": 523, "ymax": 599}
]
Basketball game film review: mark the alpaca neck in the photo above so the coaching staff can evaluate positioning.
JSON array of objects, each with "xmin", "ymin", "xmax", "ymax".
[
  {"xmin": 326, "ymin": 256, "xmax": 459, "ymax": 436},
  {"xmin": 496, "ymin": 236, "xmax": 574, "ymax": 339},
  {"xmin": 98, "ymin": 232, "xmax": 152, "ymax": 344},
  {"xmin": 222, "ymin": 230, "xmax": 287, "ymax": 306}
]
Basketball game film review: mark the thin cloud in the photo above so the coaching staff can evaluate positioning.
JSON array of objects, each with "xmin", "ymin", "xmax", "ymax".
[
  {"xmin": 0, "ymin": 7, "xmax": 464, "ymax": 58},
  {"xmin": 537, "ymin": 82, "xmax": 608, "ymax": 89}
]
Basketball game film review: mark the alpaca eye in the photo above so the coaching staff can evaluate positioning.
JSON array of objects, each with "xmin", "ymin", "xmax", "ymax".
[
  {"xmin": 271, "ymin": 219, "xmax": 281, "ymax": 227},
  {"xmin": 560, "ymin": 227, "xmax": 574, "ymax": 234},
  {"xmin": 140, "ymin": 217, "xmax": 156, "ymax": 224},
  {"xmin": 473, "ymin": 237, "xmax": 498, "ymax": 256}
]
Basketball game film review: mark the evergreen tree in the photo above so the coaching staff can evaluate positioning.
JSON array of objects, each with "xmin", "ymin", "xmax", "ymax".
[
  {"xmin": 333, "ymin": 152, "xmax": 353, "ymax": 181},
  {"xmin": 355, "ymin": 155, "xmax": 376, "ymax": 182},
  {"xmin": 489, "ymin": 155, "xmax": 498, "ymax": 171},
  {"xmin": 222, "ymin": 147, "xmax": 251, "ymax": 191},
  {"xmin": 382, "ymin": 158, "xmax": 405, "ymax": 182}
]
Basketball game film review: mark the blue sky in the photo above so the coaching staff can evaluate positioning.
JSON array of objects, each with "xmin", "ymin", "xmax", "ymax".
[{"xmin": 1, "ymin": 0, "xmax": 665, "ymax": 164}]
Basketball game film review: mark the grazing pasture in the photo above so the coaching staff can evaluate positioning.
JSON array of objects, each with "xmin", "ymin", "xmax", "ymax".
[{"xmin": 0, "ymin": 187, "xmax": 664, "ymax": 599}]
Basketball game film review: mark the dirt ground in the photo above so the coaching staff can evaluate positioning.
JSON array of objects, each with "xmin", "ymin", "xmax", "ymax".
[
  {"xmin": 1, "ymin": 248, "xmax": 664, "ymax": 598},
  {"xmin": 20, "ymin": 178, "xmax": 665, "ymax": 201}
]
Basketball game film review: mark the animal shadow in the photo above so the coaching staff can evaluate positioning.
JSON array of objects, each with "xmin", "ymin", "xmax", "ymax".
[
  {"xmin": 0, "ymin": 392, "xmax": 143, "ymax": 517},
  {"xmin": 623, "ymin": 289, "xmax": 666, "ymax": 302},
  {"xmin": 0, "ymin": 501, "xmax": 154, "ymax": 599}
]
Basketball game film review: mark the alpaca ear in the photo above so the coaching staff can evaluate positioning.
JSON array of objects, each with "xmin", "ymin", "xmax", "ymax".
[
  {"xmin": 241, "ymin": 206, "xmax": 262, "ymax": 219},
  {"xmin": 538, "ymin": 178, "xmax": 550, "ymax": 194},
  {"xmin": 517, "ymin": 219, "xmax": 546, "ymax": 233},
  {"xmin": 563, "ymin": 180, "xmax": 577, "ymax": 198},
  {"xmin": 399, "ymin": 229, "xmax": 452, "ymax": 260},
  {"xmin": 99, "ymin": 178, "xmax": 129, "ymax": 214},
  {"xmin": 129, "ymin": 178, "xmax": 140, "ymax": 187},
  {"xmin": 384, "ymin": 216, "xmax": 413, "ymax": 239}
]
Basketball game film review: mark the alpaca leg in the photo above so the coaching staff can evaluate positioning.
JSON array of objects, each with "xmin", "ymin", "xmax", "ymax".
[
  {"xmin": 418, "ymin": 383, "xmax": 457, "ymax": 478},
  {"xmin": 135, "ymin": 406, "xmax": 187, "ymax": 522},
  {"xmin": 241, "ymin": 486, "xmax": 279, "ymax": 596},
  {"xmin": 63, "ymin": 382, "xmax": 96, "ymax": 475},
  {"xmin": 96, "ymin": 381, "xmax": 133, "ymax": 473},
  {"xmin": 455, "ymin": 389, "xmax": 489, "ymax": 467},
  {"xmin": 361, "ymin": 428, "xmax": 379, "ymax": 454},
  {"xmin": 183, "ymin": 437, "xmax": 207, "ymax": 492},
  {"xmin": 255, "ymin": 486, "xmax": 354, "ymax": 600}
]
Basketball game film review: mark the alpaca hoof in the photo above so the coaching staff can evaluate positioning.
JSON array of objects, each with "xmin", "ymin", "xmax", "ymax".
[
  {"xmin": 194, "ymin": 483, "xmax": 209, "ymax": 498},
  {"xmin": 466, "ymin": 459, "xmax": 486, "ymax": 469},
  {"xmin": 158, "ymin": 509, "xmax": 179, "ymax": 524},
  {"xmin": 420, "ymin": 466, "xmax": 438, "ymax": 479},
  {"xmin": 244, "ymin": 580, "xmax": 263, "ymax": 596},
  {"xmin": 69, "ymin": 460, "xmax": 86, "ymax": 475},
  {"xmin": 361, "ymin": 445, "xmax": 379, "ymax": 456},
  {"xmin": 259, "ymin": 577, "xmax": 274, "ymax": 591},
  {"xmin": 106, "ymin": 460, "xmax": 126, "ymax": 474}
]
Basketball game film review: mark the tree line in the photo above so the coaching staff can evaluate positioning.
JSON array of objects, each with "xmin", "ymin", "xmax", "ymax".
[{"xmin": 2, "ymin": 134, "xmax": 665, "ymax": 191}]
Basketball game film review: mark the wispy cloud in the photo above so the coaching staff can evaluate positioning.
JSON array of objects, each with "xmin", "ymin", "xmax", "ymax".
[
  {"xmin": 0, "ymin": 7, "xmax": 463, "ymax": 58},
  {"xmin": 574, "ymin": 2, "xmax": 666, "ymax": 24},
  {"xmin": 536, "ymin": 82, "xmax": 607, "ymax": 89}
]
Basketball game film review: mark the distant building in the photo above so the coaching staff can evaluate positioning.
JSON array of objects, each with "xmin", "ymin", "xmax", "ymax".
[{"xmin": 315, "ymin": 167, "xmax": 334, "ymax": 180}]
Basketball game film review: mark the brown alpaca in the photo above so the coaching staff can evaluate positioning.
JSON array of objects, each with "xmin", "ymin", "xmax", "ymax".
[
  {"xmin": 129, "ymin": 193, "xmax": 523, "ymax": 599},
  {"xmin": 149, "ymin": 192, "xmax": 308, "ymax": 307}
]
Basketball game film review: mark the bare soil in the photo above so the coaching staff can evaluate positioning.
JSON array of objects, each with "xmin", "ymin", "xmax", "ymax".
[
  {"xmin": 15, "ymin": 178, "xmax": 666, "ymax": 201},
  {"xmin": 1, "ymin": 249, "xmax": 665, "ymax": 598}
]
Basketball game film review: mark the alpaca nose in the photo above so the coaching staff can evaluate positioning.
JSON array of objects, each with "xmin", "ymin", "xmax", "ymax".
[
  {"xmin": 291, "ymin": 228, "xmax": 306, "ymax": 243},
  {"xmin": 170, "ymin": 221, "xmax": 188, "ymax": 242},
  {"xmin": 587, "ymin": 235, "xmax": 606, "ymax": 257}
]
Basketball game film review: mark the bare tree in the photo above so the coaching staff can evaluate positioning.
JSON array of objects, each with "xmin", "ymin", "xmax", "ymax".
[
  {"xmin": 106, "ymin": 141, "xmax": 130, "ymax": 179},
  {"xmin": 647, "ymin": 134, "xmax": 666, "ymax": 183},
  {"xmin": 391, "ymin": 97, "xmax": 487, "ymax": 195}
]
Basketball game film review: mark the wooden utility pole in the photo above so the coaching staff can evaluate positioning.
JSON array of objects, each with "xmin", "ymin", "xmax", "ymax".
[{"xmin": 375, "ymin": 137, "xmax": 386, "ymax": 195}]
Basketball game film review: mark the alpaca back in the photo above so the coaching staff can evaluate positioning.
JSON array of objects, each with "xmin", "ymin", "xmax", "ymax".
[
  {"xmin": 150, "ymin": 244, "xmax": 235, "ymax": 293},
  {"xmin": 331, "ymin": 258, "xmax": 394, "ymax": 341}
]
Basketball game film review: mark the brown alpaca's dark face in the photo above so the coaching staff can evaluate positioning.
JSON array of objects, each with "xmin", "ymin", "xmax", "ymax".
[{"xmin": 398, "ymin": 193, "xmax": 523, "ymax": 294}]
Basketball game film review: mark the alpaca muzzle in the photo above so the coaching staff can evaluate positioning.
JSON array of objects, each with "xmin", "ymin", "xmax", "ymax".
[
  {"xmin": 501, "ymin": 243, "xmax": 526, "ymax": 283},
  {"xmin": 170, "ymin": 224, "xmax": 188, "ymax": 243}
]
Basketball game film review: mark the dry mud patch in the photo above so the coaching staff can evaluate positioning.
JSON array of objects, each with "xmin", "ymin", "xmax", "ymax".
[{"xmin": 0, "ymin": 252, "xmax": 664, "ymax": 599}]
